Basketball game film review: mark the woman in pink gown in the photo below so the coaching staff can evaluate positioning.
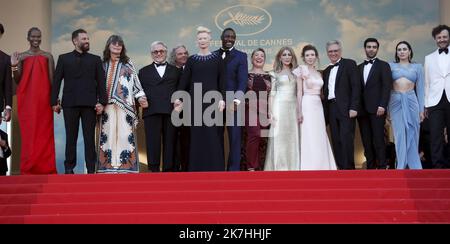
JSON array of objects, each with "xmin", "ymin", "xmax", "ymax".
[{"xmin": 294, "ymin": 45, "xmax": 336, "ymax": 170}]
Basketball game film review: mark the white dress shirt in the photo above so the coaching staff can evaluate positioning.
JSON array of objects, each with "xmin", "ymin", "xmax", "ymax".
[
  {"xmin": 155, "ymin": 63, "xmax": 167, "ymax": 78},
  {"xmin": 221, "ymin": 47, "xmax": 234, "ymax": 59},
  {"xmin": 363, "ymin": 58, "xmax": 375, "ymax": 85},
  {"xmin": 328, "ymin": 59, "xmax": 341, "ymax": 100}
]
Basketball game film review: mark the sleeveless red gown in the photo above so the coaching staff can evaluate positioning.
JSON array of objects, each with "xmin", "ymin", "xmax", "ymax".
[{"xmin": 18, "ymin": 55, "xmax": 57, "ymax": 174}]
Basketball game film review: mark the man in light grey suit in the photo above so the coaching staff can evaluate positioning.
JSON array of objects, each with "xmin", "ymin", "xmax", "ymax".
[{"xmin": 424, "ymin": 24, "xmax": 450, "ymax": 169}]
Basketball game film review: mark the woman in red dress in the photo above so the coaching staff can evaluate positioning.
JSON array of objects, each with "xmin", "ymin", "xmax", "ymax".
[
  {"xmin": 11, "ymin": 27, "xmax": 57, "ymax": 174},
  {"xmin": 244, "ymin": 48, "xmax": 271, "ymax": 171}
]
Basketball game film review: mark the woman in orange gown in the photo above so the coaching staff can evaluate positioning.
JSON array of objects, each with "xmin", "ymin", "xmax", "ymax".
[{"xmin": 11, "ymin": 27, "xmax": 57, "ymax": 174}]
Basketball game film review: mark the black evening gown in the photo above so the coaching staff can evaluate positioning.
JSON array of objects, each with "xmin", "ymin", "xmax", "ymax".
[{"xmin": 178, "ymin": 52, "xmax": 225, "ymax": 171}]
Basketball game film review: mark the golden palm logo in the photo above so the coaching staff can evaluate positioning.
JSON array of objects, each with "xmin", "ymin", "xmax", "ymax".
[{"xmin": 215, "ymin": 5, "xmax": 272, "ymax": 36}]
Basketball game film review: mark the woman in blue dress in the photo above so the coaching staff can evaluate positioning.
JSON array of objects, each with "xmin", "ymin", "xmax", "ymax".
[{"xmin": 389, "ymin": 41, "xmax": 424, "ymax": 169}]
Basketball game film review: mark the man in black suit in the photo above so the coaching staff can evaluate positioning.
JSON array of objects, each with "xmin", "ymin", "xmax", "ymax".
[
  {"xmin": 0, "ymin": 127, "xmax": 12, "ymax": 176},
  {"xmin": 323, "ymin": 40, "xmax": 361, "ymax": 170},
  {"xmin": 51, "ymin": 29, "xmax": 107, "ymax": 174},
  {"xmin": 357, "ymin": 38, "xmax": 392, "ymax": 169},
  {"xmin": 139, "ymin": 41, "xmax": 181, "ymax": 172},
  {"xmin": 169, "ymin": 45, "xmax": 189, "ymax": 171},
  {"xmin": 0, "ymin": 23, "xmax": 13, "ymax": 123},
  {"xmin": 0, "ymin": 23, "xmax": 12, "ymax": 176}
]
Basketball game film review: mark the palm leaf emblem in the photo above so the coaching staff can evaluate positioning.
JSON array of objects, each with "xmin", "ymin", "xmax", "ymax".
[{"xmin": 223, "ymin": 11, "xmax": 265, "ymax": 26}]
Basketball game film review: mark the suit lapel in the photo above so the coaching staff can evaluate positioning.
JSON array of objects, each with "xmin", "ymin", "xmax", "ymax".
[
  {"xmin": 161, "ymin": 65, "xmax": 170, "ymax": 81},
  {"xmin": 366, "ymin": 59, "xmax": 378, "ymax": 86},
  {"xmin": 323, "ymin": 66, "xmax": 331, "ymax": 97},
  {"xmin": 446, "ymin": 52, "xmax": 450, "ymax": 77},
  {"xmin": 359, "ymin": 64, "xmax": 365, "ymax": 87},
  {"xmin": 150, "ymin": 64, "xmax": 164, "ymax": 83},
  {"xmin": 432, "ymin": 50, "xmax": 446, "ymax": 77},
  {"xmin": 0, "ymin": 53, "xmax": 4, "ymax": 66},
  {"xmin": 227, "ymin": 49, "xmax": 236, "ymax": 62},
  {"xmin": 335, "ymin": 59, "xmax": 344, "ymax": 87}
]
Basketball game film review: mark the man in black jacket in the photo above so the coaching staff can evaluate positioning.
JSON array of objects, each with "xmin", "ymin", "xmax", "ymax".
[
  {"xmin": 51, "ymin": 29, "xmax": 107, "ymax": 174},
  {"xmin": 139, "ymin": 41, "xmax": 181, "ymax": 172},
  {"xmin": 169, "ymin": 45, "xmax": 189, "ymax": 171},
  {"xmin": 357, "ymin": 38, "xmax": 392, "ymax": 169},
  {"xmin": 323, "ymin": 40, "xmax": 361, "ymax": 170},
  {"xmin": 0, "ymin": 23, "xmax": 13, "ymax": 123}
]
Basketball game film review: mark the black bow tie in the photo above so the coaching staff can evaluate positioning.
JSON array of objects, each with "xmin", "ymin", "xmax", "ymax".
[
  {"xmin": 155, "ymin": 62, "xmax": 167, "ymax": 67},
  {"xmin": 439, "ymin": 47, "xmax": 449, "ymax": 54},
  {"xmin": 364, "ymin": 59, "xmax": 375, "ymax": 65},
  {"xmin": 331, "ymin": 62, "xmax": 340, "ymax": 68}
]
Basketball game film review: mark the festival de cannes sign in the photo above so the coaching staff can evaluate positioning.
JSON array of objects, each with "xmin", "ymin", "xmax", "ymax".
[{"xmin": 215, "ymin": 5, "xmax": 272, "ymax": 36}]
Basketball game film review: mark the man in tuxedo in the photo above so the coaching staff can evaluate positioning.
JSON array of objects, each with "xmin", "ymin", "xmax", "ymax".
[
  {"xmin": 169, "ymin": 45, "xmax": 190, "ymax": 171},
  {"xmin": 0, "ymin": 23, "xmax": 14, "ymax": 176},
  {"xmin": 323, "ymin": 40, "xmax": 361, "ymax": 170},
  {"xmin": 139, "ymin": 41, "xmax": 181, "ymax": 172},
  {"xmin": 51, "ymin": 29, "xmax": 107, "ymax": 174},
  {"xmin": 169, "ymin": 45, "xmax": 189, "ymax": 69},
  {"xmin": 424, "ymin": 24, "xmax": 450, "ymax": 169},
  {"xmin": 357, "ymin": 38, "xmax": 392, "ymax": 169},
  {"xmin": 214, "ymin": 28, "xmax": 248, "ymax": 171},
  {"xmin": 0, "ymin": 23, "xmax": 13, "ymax": 123}
]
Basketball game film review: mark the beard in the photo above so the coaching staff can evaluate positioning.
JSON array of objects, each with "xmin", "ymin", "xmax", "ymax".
[{"xmin": 80, "ymin": 43, "xmax": 90, "ymax": 53}]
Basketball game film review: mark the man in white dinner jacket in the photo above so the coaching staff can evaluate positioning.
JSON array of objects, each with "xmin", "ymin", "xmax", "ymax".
[{"xmin": 424, "ymin": 24, "xmax": 450, "ymax": 169}]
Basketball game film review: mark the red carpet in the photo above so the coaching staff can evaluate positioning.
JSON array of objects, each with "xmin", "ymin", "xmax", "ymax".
[{"xmin": 0, "ymin": 170, "xmax": 449, "ymax": 223}]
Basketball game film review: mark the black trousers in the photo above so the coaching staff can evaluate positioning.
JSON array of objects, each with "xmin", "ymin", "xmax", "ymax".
[
  {"xmin": 173, "ymin": 125, "xmax": 190, "ymax": 171},
  {"xmin": 144, "ymin": 114, "xmax": 176, "ymax": 172},
  {"xmin": 63, "ymin": 107, "xmax": 97, "ymax": 173},
  {"xmin": 419, "ymin": 117, "xmax": 433, "ymax": 169},
  {"xmin": 357, "ymin": 112, "xmax": 387, "ymax": 169},
  {"xmin": 428, "ymin": 92, "xmax": 450, "ymax": 169},
  {"xmin": 328, "ymin": 102, "xmax": 356, "ymax": 170},
  {"xmin": 0, "ymin": 159, "xmax": 7, "ymax": 175}
]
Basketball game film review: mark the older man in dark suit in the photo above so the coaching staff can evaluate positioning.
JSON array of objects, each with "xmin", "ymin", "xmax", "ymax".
[
  {"xmin": 323, "ymin": 40, "xmax": 361, "ymax": 170},
  {"xmin": 139, "ymin": 41, "xmax": 181, "ymax": 172}
]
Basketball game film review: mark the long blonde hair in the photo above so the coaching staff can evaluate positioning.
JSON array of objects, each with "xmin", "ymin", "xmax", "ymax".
[{"xmin": 273, "ymin": 46, "xmax": 298, "ymax": 73}]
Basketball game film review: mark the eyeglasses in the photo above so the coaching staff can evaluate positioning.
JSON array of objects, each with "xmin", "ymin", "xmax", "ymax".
[{"xmin": 152, "ymin": 50, "xmax": 166, "ymax": 55}]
